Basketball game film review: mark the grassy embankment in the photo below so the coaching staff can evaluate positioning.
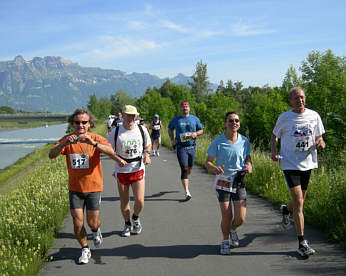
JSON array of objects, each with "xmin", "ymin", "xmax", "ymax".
[
  {"xmin": 160, "ymin": 125, "xmax": 346, "ymax": 246},
  {"xmin": 0, "ymin": 123, "xmax": 105, "ymax": 276},
  {"xmin": 0, "ymin": 121, "xmax": 65, "ymax": 129}
]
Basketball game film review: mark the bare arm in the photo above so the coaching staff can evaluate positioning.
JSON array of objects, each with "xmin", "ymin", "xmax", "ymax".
[
  {"xmin": 168, "ymin": 128, "xmax": 176, "ymax": 146},
  {"xmin": 315, "ymin": 135, "xmax": 326, "ymax": 149},
  {"xmin": 270, "ymin": 133, "xmax": 279, "ymax": 161},
  {"xmin": 205, "ymin": 155, "xmax": 224, "ymax": 175},
  {"xmin": 143, "ymin": 144, "xmax": 151, "ymax": 165},
  {"xmin": 244, "ymin": 155, "xmax": 252, "ymax": 174}
]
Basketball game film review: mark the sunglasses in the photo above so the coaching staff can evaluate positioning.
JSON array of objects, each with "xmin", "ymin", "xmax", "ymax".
[
  {"xmin": 228, "ymin": 119, "xmax": 240, "ymax": 123},
  {"xmin": 74, "ymin": 120, "xmax": 89, "ymax": 125}
]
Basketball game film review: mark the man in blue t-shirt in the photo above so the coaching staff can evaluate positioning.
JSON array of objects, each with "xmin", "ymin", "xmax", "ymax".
[{"xmin": 168, "ymin": 101, "xmax": 204, "ymax": 201}]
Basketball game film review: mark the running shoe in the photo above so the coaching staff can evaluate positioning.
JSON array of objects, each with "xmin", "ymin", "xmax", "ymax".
[
  {"xmin": 280, "ymin": 205, "xmax": 290, "ymax": 226},
  {"xmin": 92, "ymin": 228, "xmax": 103, "ymax": 248},
  {"xmin": 185, "ymin": 191, "xmax": 192, "ymax": 201},
  {"xmin": 220, "ymin": 240, "xmax": 231, "ymax": 255},
  {"xmin": 230, "ymin": 229, "xmax": 239, "ymax": 247},
  {"xmin": 297, "ymin": 240, "xmax": 316, "ymax": 257},
  {"xmin": 121, "ymin": 224, "xmax": 132, "ymax": 237},
  {"xmin": 132, "ymin": 218, "xmax": 142, "ymax": 234},
  {"xmin": 78, "ymin": 247, "xmax": 91, "ymax": 264},
  {"xmin": 152, "ymin": 150, "xmax": 156, "ymax": 156},
  {"xmin": 156, "ymin": 151, "xmax": 160, "ymax": 156}
]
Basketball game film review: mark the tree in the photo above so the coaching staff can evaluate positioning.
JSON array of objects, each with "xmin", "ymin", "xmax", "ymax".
[
  {"xmin": 282, "ymin": 65, "xmax": 302, "ymax": 92},
  {"xmin": 110, "ymin": 90, "xmax": 136, "ymax": 115},
  {"xmin": 189, "ymin": 60, "xmax": 212, "ymax": 103},
  {"xmin": 300, "ymin": 49, "xmax": 346, "ymax": 149}
]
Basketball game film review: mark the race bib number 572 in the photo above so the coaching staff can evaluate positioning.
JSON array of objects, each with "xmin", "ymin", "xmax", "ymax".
[{"xmin": 69, "ymin": 154, "xmax": 89, "ymax": 169}]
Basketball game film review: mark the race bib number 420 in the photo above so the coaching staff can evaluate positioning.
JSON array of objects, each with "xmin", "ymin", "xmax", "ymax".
[
  {"xmin": 180, "ymin": 132, "xmax": 192, "ymax": 142},
  {"xmin": 214, "ymin": 174, "xmax": 237, "ymax": 193},
  {"xmin": 69, "ymin": 154, "xmax": 89, "ymax": 169}
]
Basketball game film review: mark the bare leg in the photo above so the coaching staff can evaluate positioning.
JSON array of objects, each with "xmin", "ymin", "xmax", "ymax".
[
  {"xmin": 71, "ymin": 209, "xmax": 88, "ymax": 247},
  {"xmin": 219, "ymin": 202, "xmax": 233, "ymax": 240},
  {"xmin": 117, "ymin": 181, "xmax": 131, "ymax": 222}
]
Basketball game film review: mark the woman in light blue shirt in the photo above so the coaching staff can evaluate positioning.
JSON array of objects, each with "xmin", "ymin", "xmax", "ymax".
[{"xmin": 205, "ymin": 111, "xmax": 252, "ymax": 255}]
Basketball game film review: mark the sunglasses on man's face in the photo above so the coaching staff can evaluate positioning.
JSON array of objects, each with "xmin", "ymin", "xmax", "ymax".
[
  {"xmin": 228, "ymin": 119, "xmax": 240, "ymax": 123},
  {"xmin": 74, "ymin": 121, "xmax": 89, "ymax": 125}
]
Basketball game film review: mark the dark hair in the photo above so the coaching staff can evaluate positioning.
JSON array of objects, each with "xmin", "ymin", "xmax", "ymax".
[
  {"xmin": 224, "ymin": 111, "xmax": 238, "ymax": 122},
  {"xmin": 68, "ymin": 108, "xmax": 96, "ymax": 128}
]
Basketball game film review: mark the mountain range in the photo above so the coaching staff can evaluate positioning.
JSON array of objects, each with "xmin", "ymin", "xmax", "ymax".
[{"xmin": 0, "ymin": 56, "xmax": 199, "ymax": 113}]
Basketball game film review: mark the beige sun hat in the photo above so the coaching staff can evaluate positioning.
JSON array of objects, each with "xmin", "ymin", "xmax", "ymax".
[{"xmin": 123, "ymin": 105, "xmax": 139, "ymax": 115}]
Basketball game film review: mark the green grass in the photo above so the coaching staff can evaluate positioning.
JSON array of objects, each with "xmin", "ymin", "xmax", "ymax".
[{"xmin": 0, "ymin": 121, "xmax": 65, "ymax": 128}]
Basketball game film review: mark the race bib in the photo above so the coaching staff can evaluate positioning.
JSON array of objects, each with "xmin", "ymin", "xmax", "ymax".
[
  {"xmin": 214, "ymin": 173, "xmax": 237, "ymax": 193},
  {"xmin": 153, "ymin": 125, "xmax": 161, "ymax": 130},
  {"xmin": 69, "ymin": 154, "xmax": 89, "ymax": 169},
  {"xmin": 180, "ymin": 132, "xmax": 193, "ymax": 142},
  {"xmin": 293, "ymin": 136, "xmax": 313, "ymax": 152}
]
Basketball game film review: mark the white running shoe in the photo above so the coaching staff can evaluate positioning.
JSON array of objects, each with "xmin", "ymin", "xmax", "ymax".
[
  {"xmin": 280, "ymin": 205, "xmax": 290, "ymax": 227},
  {"xmin": 220, "ymin": 240, "xmax": 231, "ymax": 255},
  {"xmin": 132, "ymin": 218, "xmax": 142, "ymax": 234},
  {"xmin": 230, "ymin": 229, "xmax": 239, "ymax": 247},
  {"xmin": 297, "ymin": 240, "xmax": 316, "ymax": 257},
  {"xmin": 121, "ymin": 224, "xmax": 132, "ymax": 237},
  {"xmin": 184, "ymin": 191, "xmax": 192, "ymax": 201},
  {"xmin": 156, "ymin": 151, "xmax": 160, "ymax": 156},
  {"xmin": 92, "ymin": 228, "xmax": 103, "ymax": 248},
  {"xmin": 78, "ymin": 247, "xmax": 91, "ymax": 264},
  {"xmin": 152, "ymin": 150, "xmax": 156, "ymax": 156}
]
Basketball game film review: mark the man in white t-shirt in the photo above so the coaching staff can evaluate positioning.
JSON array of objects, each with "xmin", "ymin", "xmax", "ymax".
[
  {"xmin": 270, "ymin": 87, "xmax": 326, "ymax": 257},
  {"xmin": 107, "ymin": 105, "xmax": 151, "ymax": 237}
]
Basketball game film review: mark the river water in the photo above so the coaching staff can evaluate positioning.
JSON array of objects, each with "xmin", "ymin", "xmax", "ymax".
[{"xmin": 0, "ymin": 124, "xmax": 68, "ymax": 169}]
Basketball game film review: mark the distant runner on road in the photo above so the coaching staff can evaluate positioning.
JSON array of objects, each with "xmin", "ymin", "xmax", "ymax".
[
  {"xmin": 206, "ymin": 111, "xmax": 252, "ymax": 255},
  {"xmin": 168, "ymin": 101, "xmax": 204, "ymax": 201},
  {"xmin": 270, "ymin": 87, "xmax": 326, "ymax": 257},
  {"xmin": 149, "ymin": 114, "xmax": 162, "ymax": 156},
  {"xmin": 107, "ymin": 105, "xmax": 151, "ymax": 237},
  {"xmin": 49, "ymin": 109, "xmax": 117, "ymax": 264}
]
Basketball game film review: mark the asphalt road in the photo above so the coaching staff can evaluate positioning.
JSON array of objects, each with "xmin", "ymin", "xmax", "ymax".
[{"xmin": 40, "ymin": 146, "xmax": 346, "ymax": 276}]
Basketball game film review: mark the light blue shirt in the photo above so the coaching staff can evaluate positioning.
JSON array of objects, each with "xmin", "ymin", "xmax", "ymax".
[{"xmin": 207, "ymin": 133, "xmax": 250, "ymax": 175}]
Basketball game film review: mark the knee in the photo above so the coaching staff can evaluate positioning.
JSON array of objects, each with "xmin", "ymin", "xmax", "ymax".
[
  {"xmin": 293, "ymin": 197, "xmax": 304, "ymax": 211},
  {"xmin": 87, "ymin": 218, "xmax": 99, "ymax": 230},
  {"xmin": 181, "ymin": 167, "xmax": 189, "ymax": 179},
  {"xmin": 234, "ymin": 217, "xmax": 245, "ymax": 226},
  {"xmin": 72, "ymin": 217, "xmax": 84, "ymax": 229}
]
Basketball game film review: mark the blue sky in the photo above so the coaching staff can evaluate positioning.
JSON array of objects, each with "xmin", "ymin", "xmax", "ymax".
[{"xmin": 0, "ymin": 0, "xmax": 345, "ymax": 87}]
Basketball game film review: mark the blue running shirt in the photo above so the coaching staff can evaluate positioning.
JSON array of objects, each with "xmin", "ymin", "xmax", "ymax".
[
  {"xmin": 168, "ymin": 115, "xmax": 204, "ymax": 148},
  {"xmin": 207, "ymin": 133, "xmax": 250, "ymax": 175}
]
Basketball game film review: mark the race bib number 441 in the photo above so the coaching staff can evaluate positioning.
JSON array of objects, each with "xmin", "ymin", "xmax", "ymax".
[
  {"xmin": 294, "ymin": 136, "xmax": 313, "ymax": 152},
  {"xmin": 69, "ymin": 154, "xmax": 89, "ymax": 169}
]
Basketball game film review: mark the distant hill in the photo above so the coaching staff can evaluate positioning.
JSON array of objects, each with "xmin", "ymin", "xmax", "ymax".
[{"xmin": 0, "ymin": 56, "xmax": 206, "ymax": 113}]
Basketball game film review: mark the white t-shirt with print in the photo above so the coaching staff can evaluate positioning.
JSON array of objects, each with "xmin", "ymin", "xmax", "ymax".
[
  {"xmin": 273, "ymin": 108, "xmax": 325, "ymax": 171},
  {"xmin": 107, "ymin": 125, "xmax": 151, "ymax": 173}
]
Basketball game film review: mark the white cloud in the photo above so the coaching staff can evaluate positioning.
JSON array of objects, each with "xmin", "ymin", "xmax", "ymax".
[
  {"xmin": 161, "ymin": 20, "xmax": 189, "ymax": 33},
  {"xmin": 82, "ymin": 35, "xmax": 161, "ymax": 60},
  {"xmin": 230, "ymin": 22, "xmax": 276, "ymax": 36},
  {"xmin": 128, "ymin": 20, "xmax": 145, "ymax": 30}
]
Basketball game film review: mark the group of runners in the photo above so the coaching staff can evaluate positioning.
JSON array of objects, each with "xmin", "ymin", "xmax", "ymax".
[{"xmin": 49, "ymin": 87, "xmax": 325, "ymax": 264}]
